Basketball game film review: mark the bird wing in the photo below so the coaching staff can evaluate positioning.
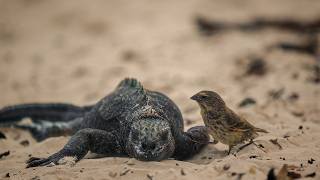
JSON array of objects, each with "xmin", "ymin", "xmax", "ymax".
[{"xmin": 225, "ymin": 107, "xmax": 256, "ymax": 132}]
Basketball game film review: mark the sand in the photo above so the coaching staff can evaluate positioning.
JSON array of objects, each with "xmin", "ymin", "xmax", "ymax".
[{"xmin": 0, "ymin": 0, "xmax": 320, "ymax": 179}]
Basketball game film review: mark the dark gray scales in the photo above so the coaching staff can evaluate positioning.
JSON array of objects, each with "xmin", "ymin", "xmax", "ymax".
[{"xmin": 0, "ymin": 78, "xmax": 209, "ymax": 167}]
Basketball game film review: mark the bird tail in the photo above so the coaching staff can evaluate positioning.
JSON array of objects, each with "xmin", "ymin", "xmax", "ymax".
[
  {"xmin": 255, "ymin": 127, "xmax": 268, "ymax": 133},
  {"xmin": 0, "ymin": 103, "xmax": 92, "ymax": 125}
]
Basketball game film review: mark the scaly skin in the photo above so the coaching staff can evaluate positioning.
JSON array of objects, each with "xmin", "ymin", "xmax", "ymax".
[{"xmin": 0, "ymin": 78, "xmax": 209, "ymax": 167}]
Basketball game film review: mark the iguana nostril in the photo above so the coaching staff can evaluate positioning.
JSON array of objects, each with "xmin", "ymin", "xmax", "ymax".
[
  {"xmin": 141, "ymin": 142, "xmax": 147, "ymax": 150},
  {"xmin": 141, "ymin": 142, "xmax": 156, "ymax": 151},
  {"xmin": 149, "ymin": 143, "xmax": 156, "ymax": 150}
]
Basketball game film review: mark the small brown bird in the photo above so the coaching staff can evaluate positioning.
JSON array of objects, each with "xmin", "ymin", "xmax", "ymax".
[{"xmin": 191, "ymin": 90, "xmax": 268, "ymax": 154}]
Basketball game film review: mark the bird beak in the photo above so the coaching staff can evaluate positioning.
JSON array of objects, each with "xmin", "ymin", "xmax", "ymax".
[{"xmin": 190, "ymin": 94, "xmax": 198, "ymax": 101}]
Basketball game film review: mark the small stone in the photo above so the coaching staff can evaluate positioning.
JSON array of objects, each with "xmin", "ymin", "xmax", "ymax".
[
  {"xmin": 146, "ymin": 173, "xmax": 153, "ymax": 180},
  {"xmin": 223, "ymin": 164, "xmax": 230, "ymax": 171},
  {"xmin": 126, "ymin": 159, "xmax": 135, "ymax": 165},
  {"xmin": 108, "ymin": 171, "xmax": 117, "ymax": 178},
  {"xmin": 180, "ymin": 169, "xmax": 186, "ymax": 176},
  {"xmin": 249, "ymin": 167, "xmax": 256, "ymax": 174}
]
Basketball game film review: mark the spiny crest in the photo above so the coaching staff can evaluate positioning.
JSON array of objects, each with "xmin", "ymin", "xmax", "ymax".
[{"xmin": 117, "ymin": 78, "xmax": 145, "ymax": 92}]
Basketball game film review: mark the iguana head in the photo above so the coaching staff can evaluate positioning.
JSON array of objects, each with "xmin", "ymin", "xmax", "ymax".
[{"xmin": 126, "ymin": 117, "xmax": 175, "ymax": 161}]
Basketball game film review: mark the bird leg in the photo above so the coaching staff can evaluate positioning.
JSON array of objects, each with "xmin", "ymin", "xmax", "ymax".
[
  {"xmin": 236, "ymin": 140, "xmax": 254, "ymax": 154},
  {"xmin": 227, "ymin": 145, "xmax": 234, "ymax": 155},
  {"xmin": 236, "ymin": 139, "xmax": 267, "ymax": 154}
]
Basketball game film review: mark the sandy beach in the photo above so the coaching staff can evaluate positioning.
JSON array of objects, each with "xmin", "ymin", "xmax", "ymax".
[{"xmin": 0, "ymin": 0, "xmax": 319, "ymax": 179}]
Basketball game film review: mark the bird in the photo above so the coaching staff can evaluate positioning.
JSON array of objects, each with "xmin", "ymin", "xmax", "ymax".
[{"xmin": 191, "ymin": 90, "xmax": 268, "ymax": 154}]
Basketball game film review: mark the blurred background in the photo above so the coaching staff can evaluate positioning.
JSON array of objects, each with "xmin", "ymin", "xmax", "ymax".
[{"xmin": 0, "ymin": 0, "xmax": 319, "ymax": 123}]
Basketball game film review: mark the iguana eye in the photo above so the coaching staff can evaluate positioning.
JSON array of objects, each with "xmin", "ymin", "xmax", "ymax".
[
  {"xmin": 161, "ymin": 131, "xmax": 168, "ymax": 141},
  {"xmin": 131, "ymin": 132, "xmax": 139, "ymax": 140}
]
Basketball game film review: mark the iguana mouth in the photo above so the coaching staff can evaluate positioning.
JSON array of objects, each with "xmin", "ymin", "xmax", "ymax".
[{"xmin": 131, "ymin": 143, "xmax": 172, "ymax": 161}]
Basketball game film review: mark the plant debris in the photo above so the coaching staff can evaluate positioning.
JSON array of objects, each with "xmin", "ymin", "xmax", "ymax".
[
  {"xmin": 269, "ymin": 88, "xmax": 285, "ymax": 100},
  {"xmin": 307, "ymin": 158, "xmax": 315, "ymax": 164},
  {"xmin": 238, "ymin": 97, "xmax": 256, "ymax": 107},
  {"xmin": 230, "ymin": 172, "xmax": 245, "ymax": 180},
  {"xmin": 269, "ymin": 139, "xmax": 283, "ymax": 150},
  {"xmin": 195, "ymin": 16, "xmax": 320, "ymax": 36},
  {"xmin": 291, "ymin": 111, "xmax": 304, "ymax": 117},
  {"xmin": 146, "ymin": 173, "xmax": 153, "ymax": 180},
  {"xmin": 0, "ymin": 151, "xmax": 10, "ymax": 159},
  {"xmin": 287, "ymin": 92, "xmax": 299, "ymax": 101},
  {"xmin": 195, "ymin": 16, "xmax": 226, "ymax": 36},
  {"xmin": 287, "ymin": 171, "xmax": 301, "ymax": 179},
  {"xmin": 246, "ymin": 58, "xmax": 267, "ymax": 76},
  {"xmin": 119, "ymin": 169, "xmax": 130, "ymax": 176},
  {"xmin": 20, "ymin": 140, "xmax": 30, "ymax": 146},
  {"xmin": 305, "ymin": 172, "xmax": 316, "ymax": 178},
  {"xmin": 258, "ymin": 144, "xmax": 265, "ymax": 148},
  {"xmin": 30, "ymin": 176, "xmax": 40, "ymax": 180},
  {"xmin": 275, "ymin": 37, "xmax": 318, "ymax": 57},
  {"xmin": 0, "ymin": 131, "xmax": 6, "ymax": 139}
]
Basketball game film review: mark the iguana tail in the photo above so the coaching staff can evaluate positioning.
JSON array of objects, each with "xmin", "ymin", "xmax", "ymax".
[{"xmin": 0, "ymin": 103, "xmax": 92, "ymax": 125}]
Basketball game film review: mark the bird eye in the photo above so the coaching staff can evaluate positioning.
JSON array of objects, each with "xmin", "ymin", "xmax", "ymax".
[{"xmin": 200, "ymin": 95, "xmax": 207, "ymax": 99}]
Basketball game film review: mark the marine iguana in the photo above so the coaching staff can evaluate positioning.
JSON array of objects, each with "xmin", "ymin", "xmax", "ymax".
[{"xmin": 0, "ymin": 78, "xmax": 209, "ymax": 167}]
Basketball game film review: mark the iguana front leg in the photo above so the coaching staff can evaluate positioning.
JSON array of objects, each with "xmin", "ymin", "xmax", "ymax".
[
  {"xmin": 173, "ymin": 126, "xmax": 210, "ymax": 160},
  {"xmin": 26, "ymin": 128, "xmax": 122, "ymax": 168}
]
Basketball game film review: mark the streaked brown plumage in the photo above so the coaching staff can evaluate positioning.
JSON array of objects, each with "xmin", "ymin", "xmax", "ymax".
[{"xmin": 191, "ymin": 90, "xmax": 268, "ymax": 154}]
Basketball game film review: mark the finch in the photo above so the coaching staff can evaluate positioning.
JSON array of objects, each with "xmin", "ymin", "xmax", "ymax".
[{"xmin": 191, "ymin": 90, "xmax": 268, "ymax": 154}]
